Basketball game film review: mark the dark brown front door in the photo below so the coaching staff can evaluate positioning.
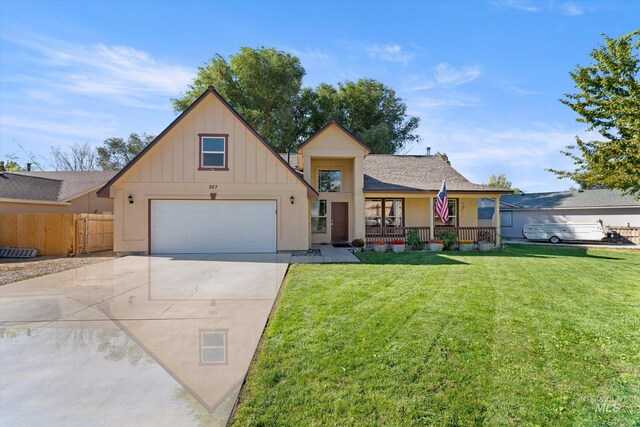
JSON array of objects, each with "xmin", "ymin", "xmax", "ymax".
[{"xmin": 331, "ymin": 202, "xmax": 348, "ymax": 242}]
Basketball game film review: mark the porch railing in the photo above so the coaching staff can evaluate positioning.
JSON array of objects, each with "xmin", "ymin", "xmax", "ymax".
[
  {"xmin": 434, "ymin": 226, "xmax": 496, "ymax": 244},
  {"xmin": 365, "ymin": 226, "xmax": 430, "ymax": 244}
]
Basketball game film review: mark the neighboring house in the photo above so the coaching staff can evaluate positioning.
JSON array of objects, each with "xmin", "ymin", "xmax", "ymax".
[
  {"xmin": 0, "ymin": 171, "xmax": 116, "ymax": 214},
  {"xmin": 98, "ymin": 86, "xmax": 510, "ymax": 254},
  {"xmin": 479, "ymin": 189, "xmax": 640, "ymax": 239}
]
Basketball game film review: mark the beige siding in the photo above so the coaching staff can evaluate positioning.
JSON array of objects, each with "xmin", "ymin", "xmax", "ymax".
[
  {"xmin": 111, "ymin": 92, "xmax": 309, "ymax": 253},
  {"xmin": 458, "ymin": 198, "xmax": 479, "ymax": 227},
  {"xmin": 0, "ymin": 192, "xmax": 113, "ymax": 214},
  {"xmin": 405, "ymin": 198, "xmax": 430, "ymax": 227}
]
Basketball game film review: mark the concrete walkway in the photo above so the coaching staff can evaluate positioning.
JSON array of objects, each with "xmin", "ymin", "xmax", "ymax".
[{"xmin": 291, "ymin": 244, "xmax": 360, "ymax": 263}]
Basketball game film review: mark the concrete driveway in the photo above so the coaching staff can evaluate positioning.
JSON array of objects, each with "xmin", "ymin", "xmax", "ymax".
[{"xmin": 0, "ymin": 253, "xmax": 290, "ymax": 426}]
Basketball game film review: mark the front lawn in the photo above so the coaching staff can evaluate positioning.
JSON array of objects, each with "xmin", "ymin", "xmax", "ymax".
[{"xmin": 231, "ymin": 245, "xmax": 640, "ymax": 425}]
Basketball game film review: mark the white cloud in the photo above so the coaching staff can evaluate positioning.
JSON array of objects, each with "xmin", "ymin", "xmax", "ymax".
[
  {"xmin": 559, "ymin": 2, "xmax": 584, "ymax": 16},
  {"xmin": 495, "ymin": 0, "xmax": 541, "ymax": 12},
  {"xmin": 406, "ymin": 121, "xmax": 588, "ymax": 191},
  {"xmin": 433, "ymin": 63, "xmax": 480, "ymax": 86},
  {"xmin": 412, "ymin": 94, "xmax": 479, "ymax": 110},
  {"xmin": 3, "ymin": 35, "xmax": 194, "ymax": 104},
  {"xmin": 366, "ymin": 44, "xmax": 415, "ymax": 64}
]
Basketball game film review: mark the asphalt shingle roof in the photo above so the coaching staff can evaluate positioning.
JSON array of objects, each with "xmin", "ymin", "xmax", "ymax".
[
  {"xmin": 1, "ymin": 171, "xmax": 117, "ymax": 202},
  {"xmin": 280, "ymin": 154, "xmax": 503, "ymax": 192},
  {"xmin": 501, "ymin": 189, "xmax": 640, "ymax": 209}
]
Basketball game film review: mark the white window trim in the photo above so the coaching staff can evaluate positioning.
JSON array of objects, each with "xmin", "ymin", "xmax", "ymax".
[
  {"xmin": 200, "ymin": 330, "xmax": 227, "ymax": 364},
  {"xmin": 311, "ymin": 199, "xmax": 328, "ymax": 234},
  {"xmin": 317, "ymin": 169, "xmax": 342, "ymax": 193},
  {"xmin": 200, "ymin": 135, "xmax": 227, "ymax": 169}
]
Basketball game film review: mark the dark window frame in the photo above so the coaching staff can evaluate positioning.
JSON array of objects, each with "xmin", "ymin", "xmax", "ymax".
[
  {"xmin": 365, "ymin": 198, "xmax": 405, "ymax": 228},
  {"xmin": 317, "ymin": 169, "xmax": 342, "ymax": 193},
  {"xmin": 198, "ymin": 133, "xmax": 229, "ymax": 171},
  {"xmin": 433, "ymin": 198, "xmax": 459, "ymax": 227}
]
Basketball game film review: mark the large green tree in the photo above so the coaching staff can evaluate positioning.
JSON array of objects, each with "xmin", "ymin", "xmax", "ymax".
[
  {"xmin": 97, "ymin": 133, "xmax": 155, "ymax": 171},
  {"xmin": 299, "ymin": 79, "xmax": 420, "ymax": 154},
  {"xmin": 0, "ymin": 160, "xmax": 25, "ymax": 171},
  {"xmin": 549, "ymin": 30, "xmax": 640, "ymax": 197},
  {"xmin": 172, "ymin": 47, "xmax": 305, "ymax": 152},
  {"xmin": 173, "ymin": 47, "xmax": 420, "ymax": 154}
]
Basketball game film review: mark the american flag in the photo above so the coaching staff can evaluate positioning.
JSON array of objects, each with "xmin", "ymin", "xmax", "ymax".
[{"xmin": 436, "ymin": 180, "xmax": 449, "ymax": 223}]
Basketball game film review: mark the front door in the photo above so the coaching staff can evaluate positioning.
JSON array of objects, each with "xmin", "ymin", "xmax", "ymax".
[{"xmin": 331, "ymin": 202, "xmax": 348, "ymax": 242}]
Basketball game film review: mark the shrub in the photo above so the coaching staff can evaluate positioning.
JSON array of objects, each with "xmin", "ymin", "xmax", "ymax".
[
  {"xmin": 406, "ymin": 229, "xmax": 423, "ymax": 250},
  {"xmin": 436, "ymin": 231, "xmax": 457, "ymax": 250},
  {"xmin": 351, "ymin": 239, "xmax": 365, "ymax": 248}
]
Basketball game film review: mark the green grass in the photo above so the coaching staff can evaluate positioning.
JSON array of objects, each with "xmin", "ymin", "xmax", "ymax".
[{"xmin": 231, "ymin": 245, "xmax": 640, "ymax": 426}]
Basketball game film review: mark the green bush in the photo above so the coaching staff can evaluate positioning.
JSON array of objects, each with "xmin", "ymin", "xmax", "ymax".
[
  {"xmin": 436, "ymin": 231, "xmax": 457, "ymax": 250},
  {"xmin": 406, "ymin": 229, "xmax": 423, "ymax": 250}
]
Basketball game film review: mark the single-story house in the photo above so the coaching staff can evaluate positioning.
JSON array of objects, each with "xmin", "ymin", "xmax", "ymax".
[
  {"xmin": 479, "ymin": 189, "xmax": 640, "ymax": 239},
  {"xmin": 97, "ymin": 86, "xmax": 511, "ymax": 254},
  {"xmin": 0, "ymin": 171, "xmax": 116, "ymax": 214}
]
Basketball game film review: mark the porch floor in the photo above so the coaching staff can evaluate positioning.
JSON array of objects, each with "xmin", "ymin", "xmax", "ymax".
[{"xmin": 290, "ymin": 244, "xmax": 360, "ymax": 264}]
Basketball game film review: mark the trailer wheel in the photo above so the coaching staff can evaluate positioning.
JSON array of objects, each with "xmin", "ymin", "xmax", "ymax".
[{"xmin": 549, "ymin": 236, "xmax": 560, "ymax": 244}]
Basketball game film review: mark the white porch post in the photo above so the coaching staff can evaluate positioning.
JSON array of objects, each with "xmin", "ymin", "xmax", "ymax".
[
  {"xmin": 429, "ymin": 196, "xmax": 435, "ymax": 240},
  {"xmin": 494, "ymin": 195, "xmax": 501, "ymax": 246},
  {"xmin": 353, "ymin": 157, "xmax": 365, "ymax": 240}
]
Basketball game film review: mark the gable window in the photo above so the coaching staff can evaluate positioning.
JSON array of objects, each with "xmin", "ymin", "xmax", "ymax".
[
  {"xmin": 311, "ymin": 200, "xmax": 327, "ymax": 233},
  {"xmin": 200, "ymin": 331, "xmax": 226, "ymax": 364},
  {"xmin": 433, "ymin": 198, "xmax": 458, "ymax": 227},
  {"xmin": 318, "ymin": 170, "xmax": 341, "ymax": 192},
  {"xmin": 365, "ymin": 198, "xmax": 403, "ymax": 227},
  {"xmin": 199, "ymin": 134, "xmax": 227, "ymax": 170},
  {"xmin": 500, "ymin": 211, "xmax": 513, "ymax": 227}
]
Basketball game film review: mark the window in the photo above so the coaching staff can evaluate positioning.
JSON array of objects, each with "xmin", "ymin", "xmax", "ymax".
[
  {"xmin": 200, "ymin": 331, "xmax": 226, "ymax": 364},
  {"xmin": 500, "ymin": 211, "xmax": 513, "ymax": 227},
  {"xmin": 318, "ymin": 170, "xmax": 341, "ymax": 192},
  {"xmin": 365, "ymin": 199, "xmax": 382, "ymax": 227},
  {"xmin": 200, "ymin": 134, "xmax": 227, "ymax": 169},
  {"xmin": 311, "ymin": 200, "xmax": 327, "ymax": 233},
  {"xmin": 433, "ymin": 199, "xmax": 458, "ymax": 227},
  {"xmin": 365, "ymin": 198, "xmax": 403, "ymax": 227}
]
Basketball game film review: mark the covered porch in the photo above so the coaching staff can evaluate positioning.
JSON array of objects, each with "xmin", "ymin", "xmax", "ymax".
[{"xmin": 363, "ymin": 192, "xmax": 504, "ymax": 245}]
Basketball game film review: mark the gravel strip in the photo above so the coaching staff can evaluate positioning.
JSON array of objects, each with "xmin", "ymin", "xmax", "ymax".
[{"xmin": 0, "ymin": 251, "xmax": 120, "ymax": 286}]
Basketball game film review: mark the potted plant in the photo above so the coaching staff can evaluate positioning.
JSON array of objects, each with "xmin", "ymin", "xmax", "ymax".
[
  {"xmin": 406, "ymin": 229, "xmax": 424, "ymax": 251},
  {"xmin": 458, "ymin": 239, "xmax": 474, "ymax": 251},
  {"xmin": 351, "ymin": 238, "xmax": 365, "ymax": 252},
  {"xmin": 390, "ymin": 239, "xmax": 405, "ymax": 253},
  {"xmin": 436, "ymin": 231, "xmax": 458, "ymax": 251},
  {"xmin": 371, "ymin": 241, "xmax": 388, "ymax": 253},
  {"xmin": 427, "ymin": 239, "xmax": 444, "ymax": 251}
]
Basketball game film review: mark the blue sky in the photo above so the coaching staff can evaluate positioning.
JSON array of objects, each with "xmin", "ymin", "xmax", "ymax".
[{"xmin": 0, "ymin": 0, "xmax": 637, "ymax": 192}]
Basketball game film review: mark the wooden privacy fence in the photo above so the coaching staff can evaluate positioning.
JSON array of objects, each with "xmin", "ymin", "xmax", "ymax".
[
  {"xmin": 606, "ymin": 226, "xmax": 640, "ymax": 245},
  {"xmin": 76, "ymin": 214, "xmax": 114, "ymax": 254},
  {"xmin": 0, "ymin": 213, "xmax": 113, "ymax": 256}
]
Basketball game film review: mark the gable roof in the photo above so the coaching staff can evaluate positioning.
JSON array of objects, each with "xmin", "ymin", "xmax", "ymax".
[
  {"xmin": 1, "ymin": 171, "xmax": 117, "ymax": 202},
  {"xmin": 501, "ymin": 189, "xmax": 640, "ymax": 210},
  {"xmin": 279, "ymin": 153, "xmax": 511, "ymax": 193},
  {"xmin": 362, "ymin": 155, "xmax": 510, "ymax": 193},
  {"xmin": 97, "ymin": 86, "xmax": 318, "ymax": 198},
  {"xmin": 296, "ymin": 121, "xmax": 371, "ymax": 153}
]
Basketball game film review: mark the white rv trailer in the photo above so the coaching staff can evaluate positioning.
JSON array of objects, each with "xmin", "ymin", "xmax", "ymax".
[{"xmin": 523, "ymin": 221, "xmax": 606, "ymax": 244}]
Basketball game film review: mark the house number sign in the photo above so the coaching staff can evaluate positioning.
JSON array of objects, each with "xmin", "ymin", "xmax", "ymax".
[{"xmin": 209, "ymin": 184, "xmax": 218, "ymax": 189}]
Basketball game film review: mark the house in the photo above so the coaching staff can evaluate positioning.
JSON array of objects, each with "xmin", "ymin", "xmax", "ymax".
[
  {"xmin": 0, "ymin": 171, "xmax": 115, "ymax": 214},
  {"xmin": 97, "ymin": 86, "xmax": 511, "ymax": 254},
  {"xmin": 480, "ymin": 189, "xmax": 640, "ymax": 241}
]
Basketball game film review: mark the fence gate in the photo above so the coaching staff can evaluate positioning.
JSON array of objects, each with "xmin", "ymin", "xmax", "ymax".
[{"xmin": 75, "ymin": 214, "xmax": 114, "ymax": 254}]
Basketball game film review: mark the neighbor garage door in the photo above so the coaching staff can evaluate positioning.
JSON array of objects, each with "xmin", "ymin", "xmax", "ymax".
[{"xmin": 150, "ymin": 200, "xmax": 276, "ymax": 253}]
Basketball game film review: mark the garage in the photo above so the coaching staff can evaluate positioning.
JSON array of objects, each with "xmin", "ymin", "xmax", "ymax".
[{"xmin": 150, "ymin": 200, "xmax": 277, "ymax": 254}]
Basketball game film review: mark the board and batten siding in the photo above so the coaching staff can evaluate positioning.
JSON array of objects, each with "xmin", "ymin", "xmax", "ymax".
[{"xmin": 110, "ymin": 92, "xmax": 310, "ymax": 253}]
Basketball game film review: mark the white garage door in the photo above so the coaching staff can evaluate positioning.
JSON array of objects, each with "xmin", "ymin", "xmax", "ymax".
[{"xmin": 151, "ymin": 200, "xmax": 276, "ymax": 253}]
